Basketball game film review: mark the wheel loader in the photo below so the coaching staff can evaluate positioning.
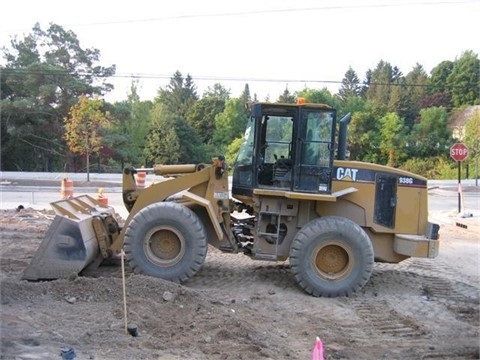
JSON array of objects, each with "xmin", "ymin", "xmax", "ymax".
[{"xmin": 23, "ymin": 100, "xmax": 440, "ymax": 297}]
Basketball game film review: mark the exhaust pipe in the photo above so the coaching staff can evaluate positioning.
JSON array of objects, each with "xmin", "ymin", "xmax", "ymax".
[{"xmin": 337, "ymin": 112, "xmax": 351, "ymax": 160}]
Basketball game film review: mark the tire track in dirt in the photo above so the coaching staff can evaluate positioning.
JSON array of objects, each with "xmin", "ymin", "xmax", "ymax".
[
  {"xmin": 373, "ymin": 260, "xmax": 479, "ymax": 327},
  {"xmin": 186, "ymin": 246, "xmax": 480, "ymax": 359},
  {"xmin": 184, "ymin": 248, "xmax": 297, "ymax": 296},
  {"xmin": 352, "ymin": 299, "xmax": 426, "ymax": 337}
]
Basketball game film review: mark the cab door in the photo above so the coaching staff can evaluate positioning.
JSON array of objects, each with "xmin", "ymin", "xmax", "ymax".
[{"xmin": 293, "ymin": 109, "xmax": 336, "ymax": 193}]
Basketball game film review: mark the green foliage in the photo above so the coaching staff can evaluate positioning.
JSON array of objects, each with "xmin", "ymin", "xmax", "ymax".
[
  {"xmin": 212, "ymin": 98, "xmax": 248, "ymax": 153},
  {"xmin": 187, "ymin": 84, "xmax": 229, "ymax": 143},
  {"xmin": 1, "ymin": 22, "xmax": 115, "ymax": 171},
  {"xmin": 407, "ymin": 107, "xmax": 452, "ymax": 158},
  {"xmin": 239, "ymin": 84, "xmax": 252, "ymax": 108},
  {"xmin": 421, "ymin": 92, "xmax": 452, "ymax": 109},
  {"xmin": 296, "ymin": 88, "xmax": 341, "ymax": 108},
  {"xmin": 463, "ymin": 108, "xmax": 480, "ymax": 178},
  {"xmin": 64, "ymin": 95, "xmax": 110, "ymax": 179},
  {"xmin": 225, "ymin": 137, "xmax": 244, "ymax": 167},
  {"xmin": 378, "ymin": 112, "xmax": 407, "ymax": 166},
  {"xmin": 347, "ymin": 105, "xmax": 381, "ymax": 162},
  {"xmin": 144, "ymin": 71, "xmax": 205, "ymax": 164},
  {"xmin": 1, "ymin": 21, "xmax": 478, "ymax": 181},
  {"xmin": 365, "ymin": 60, "xmax": 402, "ymax": 108},
  {"xmin": 398, "ymin": 64, "xmax": 428, "ymax": 128},
  {"xmin": 338, "ymin": 96, "xmax": 366, "ymax": 119},
  {"xmin": 203, "ymin": 83, "xmax": 231, "ymax": 101},
  {"xmin": 436, "ymin": 160, "xmax": 461, "ymax": 179},
  {"xmin": 144, "ymin": 104, "xmax": 181, "ymax": 164},
  {"xmin": 428, "ymin": 60, "xmax": 454, "ymax": 94},
  {"xmin": 105, "ymin": 82, "xmax": 152, "ymax": 168},
  {"xmin": 157, "ymin": 71, "xmax": 198, "ymax": 117},
  {"xmin": 401, "ymin": 157, "xmax": 455, "ymax": 179},
  {"xmin": 447, "ymin": 50, "xmax": 480, "ymax": 107},
  {"xmin": 277, "ymin": 86, "xmax": 296, "ymax": 103},
  {"xmin": 464, "ymin": 108, "xmax": 480, "ymax": 158},
  {"xmin": 338, "ymin": 67, "xmax": 361, "ymax": 104}
]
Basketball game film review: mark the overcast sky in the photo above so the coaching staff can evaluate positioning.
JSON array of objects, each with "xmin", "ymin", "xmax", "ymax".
[{"xmin": 1, "ymin": 0, "xmax": 479, "ymax": 102}]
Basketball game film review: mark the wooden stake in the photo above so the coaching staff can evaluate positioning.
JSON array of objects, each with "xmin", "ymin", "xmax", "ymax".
[{"xmin": 121, "ymin": 250, "xmax": 128, "ymax": 335}]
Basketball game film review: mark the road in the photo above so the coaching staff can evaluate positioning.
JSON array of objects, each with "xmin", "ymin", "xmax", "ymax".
[
  {"xmin": 0, "ymin": 185, "xmax": 129, "ymax": 219},
  {"xmin": 1, "ymin": 172, "xmax": 479, "ymax": 225}
]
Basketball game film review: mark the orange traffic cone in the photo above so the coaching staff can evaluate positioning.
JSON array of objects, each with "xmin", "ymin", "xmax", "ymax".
[
  {"xmin": 61, "ymin": 178, "xmax": 74, "ymax": 199},
  {"xmin": 136, "ymin": 167, "xmax": 147, "ymax": 188},
  {"xmin": 97, "ymin": 188, "xmax": 109, "ymax": 206}
]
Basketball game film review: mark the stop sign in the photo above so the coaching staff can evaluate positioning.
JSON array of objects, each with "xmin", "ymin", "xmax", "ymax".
[{"xmin": 450, "ymin": 143, "xmax": 469, "ymax": 162}]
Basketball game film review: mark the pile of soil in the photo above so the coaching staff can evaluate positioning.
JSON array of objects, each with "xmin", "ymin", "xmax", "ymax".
[{"xmin": 1, "ymin": 208, "xmax": 479, "ymax": 360}]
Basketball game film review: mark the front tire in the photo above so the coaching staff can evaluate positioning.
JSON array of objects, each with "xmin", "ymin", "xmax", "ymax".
[
  {"xmin": 290, "ymin": 216, "xmax": 374, "ymax": 297},
  {"xmin": 124, "ymin": 202, "xmax": 207, "ymax": 283}
]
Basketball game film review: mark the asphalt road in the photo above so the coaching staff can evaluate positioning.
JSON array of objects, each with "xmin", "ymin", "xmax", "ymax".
[
  {"xmin": 1, "ymin": 172, "xmax": 479, "ymax": 225},
  {"xmin": 1, "ymin": 184, "xmax": 129, "ymax": 219}
]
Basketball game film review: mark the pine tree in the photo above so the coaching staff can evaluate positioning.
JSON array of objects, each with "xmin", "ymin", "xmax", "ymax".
[{"xmin": 338, "ymin": 67, "xmax": 361, "ymax": 103}]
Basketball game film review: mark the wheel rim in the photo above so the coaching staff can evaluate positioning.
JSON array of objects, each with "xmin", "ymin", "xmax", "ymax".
[
  {"xmin": 313, "ymin": 240, "xmax": 353, "ymax": 280},
  {"xmin": 143, "ymin": 225, "xmax": 186, "ymax": 267}
]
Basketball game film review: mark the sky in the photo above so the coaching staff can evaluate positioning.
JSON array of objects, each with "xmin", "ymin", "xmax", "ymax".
[{"xmin": 1, "ymin": 0, "xmax": 479, "ymax": 103}]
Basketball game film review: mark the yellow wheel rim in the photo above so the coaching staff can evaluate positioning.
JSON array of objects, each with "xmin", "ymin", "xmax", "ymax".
[
  {"xmin": 144, "ymin": 226, "xmax": 185, "ymax": 267},
  {"xmin": 313, "ymin": 240, "xmax": 353, "ymax": 280}
]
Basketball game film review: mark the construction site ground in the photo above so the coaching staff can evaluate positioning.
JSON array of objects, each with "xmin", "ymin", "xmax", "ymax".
[{"xmin": 0, "ymin": 181, "xmax": 479, "ymax": 360}]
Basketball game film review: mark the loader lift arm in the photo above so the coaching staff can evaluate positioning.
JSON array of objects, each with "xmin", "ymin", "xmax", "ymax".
[{"xmin": 109, "ymin": 157, "xmax": 236, "ymax": 254}]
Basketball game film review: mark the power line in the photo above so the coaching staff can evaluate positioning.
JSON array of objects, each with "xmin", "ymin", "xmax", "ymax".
[
  {"xmin": 2, "ymin": 68, "xmax": 478, "ymax": 90},
  {"xmin": 46, "ymin": 0, "xmax": 480, "ymax": 28}
]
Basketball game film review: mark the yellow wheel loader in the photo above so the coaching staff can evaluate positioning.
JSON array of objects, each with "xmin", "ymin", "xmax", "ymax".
[{"xmin": 23, "ymin": 101, "xmax": 440, "ymax": 297}]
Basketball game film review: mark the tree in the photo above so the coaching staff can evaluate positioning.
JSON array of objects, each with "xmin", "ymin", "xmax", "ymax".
[
  {"xmin": 277, "ymin": 86, "xmax": 296, "ymax": 103},
  {"xmin": 225, "ymin": 137, "xmax": 244, "ymax": 167},
  {"xmin": 378, "ymin": 112, "xmax": 407, "ymax": 167},
  {"xmin": 392, "ymin": 64, "xmax": 428, "ymax": 128},
  {"xmin": 144, "ymin": 103, "xmax": 204, "ymax": 164},
  {"xmin": 239, "ymin": 83, "xmax": 252, "ymax": 116},
  {"xmin": 338, "ymin": 67, "xmax": 361, "ymax": 104},
  {"xmin": 212, "ymin": 98, "xmax": 248, "ymax": 153},
  {"xmin": 106, "ymin": 81, "xmax": 152, "ymax": 168},
  {"xmin": 157, "ymin": 70, "xmax": 198, "ymax": 117},
  {"xmin": 144, "ymin": 104, "xmax": 180, "ymax": 164},
  {"xmin": 64, "ymin": 95, "xmax": 110, "ymax": 180},
  {"xmin": 0, "ymin": 23, "xmax": 115, "ymax": 171},
  {"xmin": 347, "ymin": 104, "xmax": 386, "ymax": 163},
  {"xmin": 360, "ymin": 69, "xmax": 372, "ymax": 98},
  {"xmin": 447, "ymin": 50, "xmax": 480, "ymax": 107},
  {"xmin": 145, "ymin": 72, "xmax": 203, "ymax": 164},
  {"xmin": 407, "ymin": 107, "xmax": 452, "ymax": 158},
  {"xmin": 428, "ymin": 60, "xmax": 454, "ymax": 94},
  {"xmin": 365, "ymin": 60, "xmax": 402, "ymax": 109},
  {"xmin": 421, "ymin": 92, "xmax": 452, "ymax": 109},
  {"xmin": 296, "ymin": 88, "xmax": 340, "ymax": 108},
  {"xmin": 463, "ymin": 108, "xmax": 480, "ymax": 182},
  {"xmin": 187, "ymin": 83, "xmax": 229, "ymax": 142},
  {"xmin": 338, "ymin": 95, "xmax": 366, "ymax": 121}
]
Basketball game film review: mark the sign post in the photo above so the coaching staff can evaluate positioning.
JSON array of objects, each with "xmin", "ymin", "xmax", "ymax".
[{"xmin": 450, "ymin": 143, "xmax": 469, "ymax": 213}]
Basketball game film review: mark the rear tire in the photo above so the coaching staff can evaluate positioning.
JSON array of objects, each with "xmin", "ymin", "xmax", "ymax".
[
  {"xmin": 290, "ymin": 216, "xmax": 374, "ymax": 297},
  {"xmin": 124, "ymin": 202, "xmax": 207, "ymax": 283}
]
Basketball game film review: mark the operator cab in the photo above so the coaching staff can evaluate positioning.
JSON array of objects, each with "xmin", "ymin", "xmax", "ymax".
[{"xmin": 232, "ymin": 101, "xmax": 336, "ymax": 198}]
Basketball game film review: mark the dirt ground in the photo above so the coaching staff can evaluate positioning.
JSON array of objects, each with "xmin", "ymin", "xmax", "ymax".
[{"xmin": 0, "ymin": 202, "xmax": 479, "ymax": 359}]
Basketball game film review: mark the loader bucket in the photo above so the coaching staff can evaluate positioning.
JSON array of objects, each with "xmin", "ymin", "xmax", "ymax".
[{"xmin": 22, "ymin": 195, "xmax": 116, "ymax": 281}]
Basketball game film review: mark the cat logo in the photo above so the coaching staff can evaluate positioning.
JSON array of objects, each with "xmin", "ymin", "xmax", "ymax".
[{"xmin": 336, "ymin": 167, "xmax": 359, "ymax": 181}]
